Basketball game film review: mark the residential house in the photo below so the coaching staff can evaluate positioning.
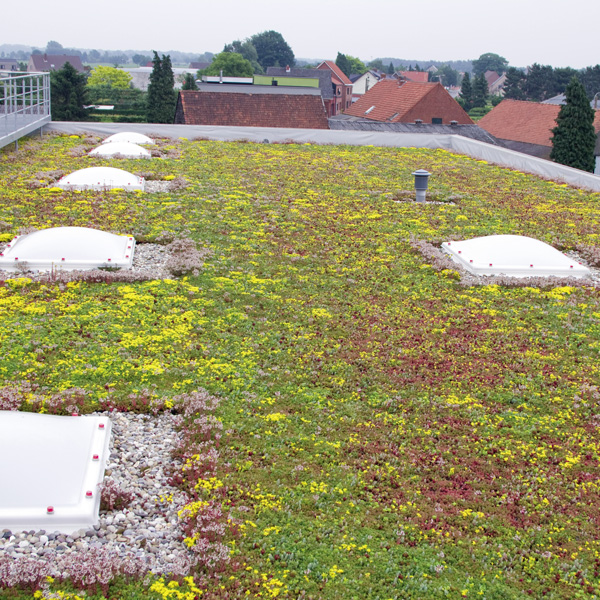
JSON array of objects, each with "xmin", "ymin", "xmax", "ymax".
[
  {"xmin": 266, "ymin": 67, "xmax": 336, "ymax": 115},
  {"xmin": 189, "ymin": 62, "xmax": 212, "ymax": 71},
  {"xmin": 395, "ymin": 71, "xmax": 429, "ymax": 83},
  {"xmin": 174, "ymin": 84, "xmax": 329, "ymax": 129},
  {"xmin": 478, "ymin": 99, "xmax": 600, "ymax": 160},
  {"xmin": 484, "ymin": 70, "xmax": 506, "ymax": 96},
  {"xmin": 595, "ymin": 132, "xmax": 600, "ymax": 175},
  {"xmin": 316, "ymin": 61, "xmax": 353, "ymax": 115},
  {"xmin": 28, "ymin": 54, "xmax": 86, "ymax": 73},
  {"xmin": 350, "ymin": 70, "xmax": 383, "ymax": 100},
  {"xmin": 0, "ymin": 59, "xmax": 19, "ymax": 72},
  {"xmin": 344, "ymin": 79, "xmax": 473, "ymax": 125}
]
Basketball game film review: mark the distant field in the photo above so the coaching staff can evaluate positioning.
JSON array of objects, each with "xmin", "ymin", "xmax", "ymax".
[{"xmin": 1, "ymin": 134, "xmax": 600, "ymax": 599}]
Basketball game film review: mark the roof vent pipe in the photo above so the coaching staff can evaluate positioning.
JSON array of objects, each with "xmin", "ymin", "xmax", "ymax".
[
  {"xmin": 412, "ymin": 169, "xmax": 431, "ymax": 203},
  {"xmin": 450, "ymin": 120, "xmax": 458, "ymax": 126},
  {"xmin": 415, "ymin": 119, "xmax": 423, "ymax": 125}
]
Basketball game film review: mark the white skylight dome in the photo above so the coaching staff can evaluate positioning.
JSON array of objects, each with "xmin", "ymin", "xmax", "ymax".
[
  {"xmin": 89, "ymin": 142, "xmax": 151, "ymax": 159},
  {"xmin": 442, "ymin": 235, "xmax": 591, "ymax": 278},
  {"xmin": 56, "ymin": 167, "xmax": 145, "ymax": 191},
  {"xmin": 0, "ymin": 411, "xmax": 111, "ymax": 534},
  {"xmin": 0, "ymin": 227, "xmax": 135, "ymax": 271},
  {"xmin": 102, "ymin": 132, "xmax": 155, "ymax": 145}
]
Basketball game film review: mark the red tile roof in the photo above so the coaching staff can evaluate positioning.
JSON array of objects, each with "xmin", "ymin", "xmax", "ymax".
[
  {"xmin": 398, "ymin": 71, "xmax": 429, "ymax": 83},
  {"xmin": 317, "ymin": 61, "xmax": 353, "ymax": 86},
  {"xmin": 174, "ymin": 90, "xmax": 329, "ymax": 129},
  {"xmin": 478, "ymin": 99, "xmax": 600, "ymax": 147},
  {"xmin": 345, "ymin": 79, "xmax": 473, "ymax": 124}
]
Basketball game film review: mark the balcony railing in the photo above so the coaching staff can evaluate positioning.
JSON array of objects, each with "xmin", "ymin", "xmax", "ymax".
[{"xmin": 0, "ymin": 71, "xmax": 51, "ymax": 150}]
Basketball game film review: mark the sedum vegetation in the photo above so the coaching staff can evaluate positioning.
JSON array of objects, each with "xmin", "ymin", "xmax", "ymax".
[{"xmin": 1, "ymin": 133, "xmax": 600, "ymax": 599}]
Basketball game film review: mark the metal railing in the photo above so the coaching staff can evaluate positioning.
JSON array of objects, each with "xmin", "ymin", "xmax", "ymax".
[{"xmin": 0, "ymin": 71, "xmax": 51, "ymax": 150}]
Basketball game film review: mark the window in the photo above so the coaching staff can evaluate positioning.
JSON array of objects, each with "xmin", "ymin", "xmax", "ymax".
[{"xmin": 432, "ymin": 117, "xmax": 443, "ymax": 124}]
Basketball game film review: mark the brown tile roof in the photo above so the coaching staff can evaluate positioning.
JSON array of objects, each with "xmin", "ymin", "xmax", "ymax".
[
  {"xmin": 345, "ymin": 79, "xmax": 473, "ymax": 124},
  {"xmin": 484, "ymin": 71, "xmax": 500, "ymax": 86},
  {"xmin": 398, "ymin": 71, "xmax": 429, "ymax": 83},
  {"xmin": 317, "ymin": 61, "xmax": 353, "ymax": 86},
  {"xmin": 174, "ymin": 89, "xmax": 329, "ymax": 129},
  {"xmin": 29, "ymin": 54, "xmax": 85, "ymax": 73},
  {"xmin": 478, "ymin": 99, "xmax": 600, "ymax": 147}
]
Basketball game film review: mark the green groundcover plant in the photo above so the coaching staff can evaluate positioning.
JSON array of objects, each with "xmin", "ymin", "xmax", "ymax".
[{"xmin": 0, "ymin": 133, "xmax": 600, "ymax": 599}]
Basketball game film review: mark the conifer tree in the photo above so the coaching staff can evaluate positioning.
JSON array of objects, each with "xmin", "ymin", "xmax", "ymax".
[
  {"xmin": 335, "ymin": 53, "xmax": 352, "ymax": 78},
  {"xmin": 472, "ymin": 73, "xmax": 489, "ymax": 108},
  {"xmin": 550, "ymin": 76, "xmax": 596, "ymax": 172},
  {"xmin": 182, "ymin": 73, "xmax": 197, "ymax": 90},
  {"xmin": 459, "ymin": 72, "xmax": 473, "ymax": 112},
  {"xmin": 147, "ymin": 51, "xmax": 176, "ymax": 123},
  {"xmin": 503, "ymin": 67, "xmax": 526, "ymax": 100},
  {"xmin": 50, "ymin": 62, "xmax": 89, "ymax": 121}
]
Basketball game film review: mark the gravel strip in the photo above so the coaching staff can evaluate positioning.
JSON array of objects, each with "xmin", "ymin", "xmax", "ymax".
[
  {"xmin": 0, "ymin": 242, "xmax": 169, "ymax": 281},
  {"xmin": 0, "ymin": 411, "xmax": 192, "ymax": 574}
]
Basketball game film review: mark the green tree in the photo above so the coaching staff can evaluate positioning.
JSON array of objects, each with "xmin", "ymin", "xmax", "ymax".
[
  {"xmin": 346, "ymin": 56, "xmax": 367, "ymax": 75},
  {"xmin": 472, "ymin": 52, "xmax": 508, "ymax": 76},
  {"xmin": 472, "ymin": 73, "xmax": 489, "ymax": 108},
  {"xmin": 524, "ymin": 63, "xmax": 554, "ymax": 101},
  {"xmin": 181, "ymin": 73, "xmax": 197, "ymax": 90},
  {"xmin": 87, "ymin": 66, "xmax": 132, "ymax": 88},
  {"xmin": 203, "ymin": 52, "xmax": 254, "ymax": 77},
  {"xmin": 368, "ymin": 58, "xmax": 385, "ymax": 72},
  {"xmin": 335, "ymin": 52, "xmax": 352, "ymax": 78},
  {"xmin": 550, "ymin": 67, "xmax": 580, "ymax": 97},
  {"xmin": 132, "ymin": 54, "xmax": 151, "ymax": 66},
  {"xmin": 581, "ymin": 65, "xmax": 600, "ymax": 101},
  {"xmin": 458, "ymin": 72, "xmax": 473, "ymax": 111},
  {"xmin": 46, "ymin": 40, "xmax": 64, "ymax": 54},
  {"xmin": 503, "ymin": 67, "xmax": 526, "ymax": 100},
  {"xmin": 147, "ymin": 51, "xmax": 177, "ymax": 123},
  {"xmin": 50, "ymin": 62, "xmax": 89, "ymax": 121},
  {"xmin": 223, "ymin": 39, "xmax": 263, "ymax": 73},
  {"xmin": 550, "ymin": 76, "xmax": 596, "ymax": 172},
  {"xmin": 435, "ymin": 64, "xmax": 459, "ymax": 87},
  {"xmin": 387, "ymin": 62, "xmax": 395, "ymax": 75},
  {"xmin": 250, "ymin": 30, "xmax": 295, "ymax": 70}
]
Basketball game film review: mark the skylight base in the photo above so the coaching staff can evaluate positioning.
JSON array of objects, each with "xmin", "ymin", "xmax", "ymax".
[{"xmin": 0, "ymin": 412, "xmax": 111, "ymax": 534}]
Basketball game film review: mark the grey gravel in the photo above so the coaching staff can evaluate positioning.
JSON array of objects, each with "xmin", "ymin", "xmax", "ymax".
[
  {"xmin": 0, "ymin": 242, "xmax": 169, "ymax": 281},
  {"xmin": 0, "ymin": 411, "xmax": 193, "ymax": 573}
]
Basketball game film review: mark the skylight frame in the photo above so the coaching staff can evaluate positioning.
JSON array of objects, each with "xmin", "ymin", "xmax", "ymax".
[
  {"xmin": 0, "ymin": 412, "xmax": 112, "ymax": 534},
  {"xmin": 0, "ymin": 227, "xmax": 136, "ymax": 272},
  {"xmin": 102, "ymin": 132, "xmax": 155, "ymax": 145},
  {"xmin": 55, "ymin": 167, "xmax": 145, "ymax": 191},
  {"xmin": 89, "ymin": 142, "xmax": 152, "ymax": 159},
  {"xmin": 441, "ymin": 234, "xmax": 591, "ymax": 278}
]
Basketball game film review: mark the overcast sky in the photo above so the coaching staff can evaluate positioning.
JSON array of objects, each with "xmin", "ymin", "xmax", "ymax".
[{"xmin": 4, "ymin": 0, "xmax": 598, "ymax": 69}]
